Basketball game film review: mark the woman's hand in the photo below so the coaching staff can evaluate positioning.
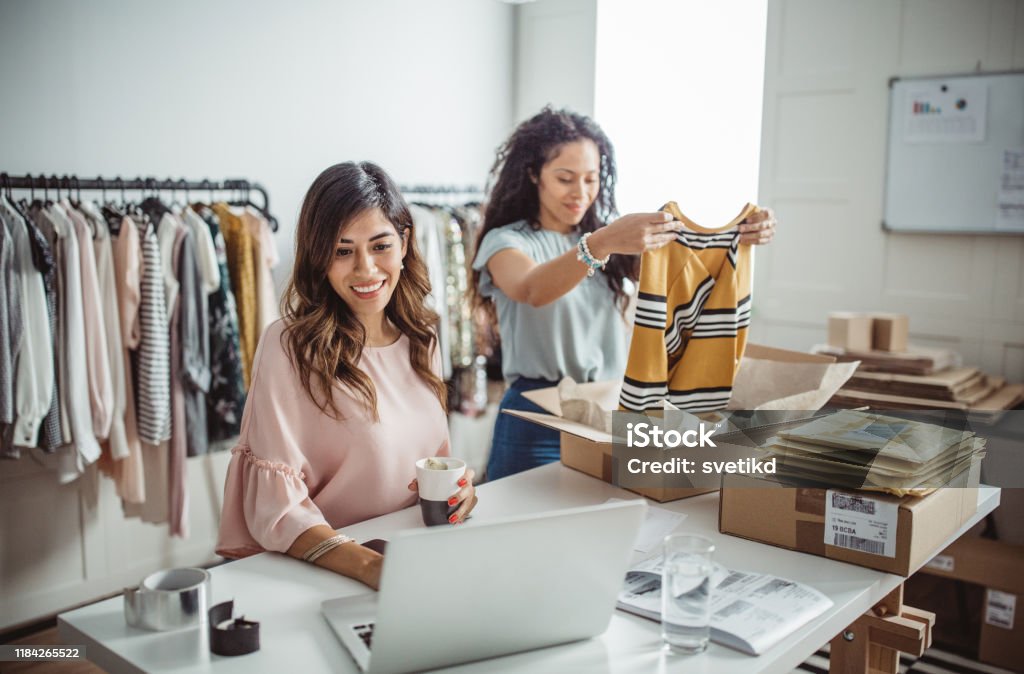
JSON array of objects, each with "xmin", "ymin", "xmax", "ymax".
[
  {"xmin": 738, "ymin": 207, "xmax": 777, "ymax": 245},
  {"xmin": 587, "ymin": 212, "xmax": 684, "ymax": 258},
  {"xmin": 408, "ymin": 468, "xmax": 478, "ymax": 524}
]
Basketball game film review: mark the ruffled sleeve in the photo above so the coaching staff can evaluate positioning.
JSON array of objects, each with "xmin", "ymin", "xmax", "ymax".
[
  {"xmin": 216, "ymin": 321, "xmax": 330, "ymax": 558},
  {"xmin": 471, "ymin": 224, "xmax": 527, "ymax": 299}
]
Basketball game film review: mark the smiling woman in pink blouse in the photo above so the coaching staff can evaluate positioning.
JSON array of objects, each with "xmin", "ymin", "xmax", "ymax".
[{"xmin": 217, "ymin": 162, "xmax": 477, "ymax": 590}]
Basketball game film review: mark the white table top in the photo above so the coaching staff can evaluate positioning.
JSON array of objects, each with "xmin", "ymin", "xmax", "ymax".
[{"xmin": 58, "ymin": 463, "xmax": 1000, "ymax": 674}]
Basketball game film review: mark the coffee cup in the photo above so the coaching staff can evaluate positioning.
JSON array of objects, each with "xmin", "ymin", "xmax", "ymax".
[{"xmin": 415, "ymin": 457, "xmax": 466, "ymax": 526}]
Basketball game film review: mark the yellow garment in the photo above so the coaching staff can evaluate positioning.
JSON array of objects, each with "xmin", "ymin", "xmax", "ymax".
[
  {"xmin": 619, "ymin": 202, "xmax": 757, "ymax": 412},
  {"xmin": 213, "ymin": 203, "xmax": 259, "ymax": 388}
]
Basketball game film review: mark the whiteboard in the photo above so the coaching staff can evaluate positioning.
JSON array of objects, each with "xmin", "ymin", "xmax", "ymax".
[{"xmin": 883, "ymin": 71, "xmax": 1024, "ymax": 234}]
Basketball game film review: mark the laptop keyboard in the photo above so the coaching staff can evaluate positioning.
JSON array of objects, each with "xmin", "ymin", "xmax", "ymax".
[{"xmin": 352, "ymin": 623, "xmax": 375, "ymax": 650}]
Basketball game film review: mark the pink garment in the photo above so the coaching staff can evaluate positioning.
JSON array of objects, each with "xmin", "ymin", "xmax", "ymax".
[
  {"xmin": 216, "ymin": 320, "xmax": 450, "ymax": 559},
  {"xmin": 64, "ymin": 201, "xmax": 114, "ymax": 440}
]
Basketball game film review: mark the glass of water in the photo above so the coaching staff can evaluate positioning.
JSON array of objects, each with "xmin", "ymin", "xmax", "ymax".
[{"xmin": 661, "ymin": 533, "xmax": 715, "ymax": 654}]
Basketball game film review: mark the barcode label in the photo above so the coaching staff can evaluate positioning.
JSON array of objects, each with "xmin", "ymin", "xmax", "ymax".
[
  {"xmin": 833, "ymin": 534, "xmax": 886, "ymax": 555},
  {"xmin": 985, "ymin": 590, "xmax": 1016, "ymax": 629},
  {"xmin": 831, "ymin": 493, "xmax": 875, "ymax": 515},
  {"xmin": 825, "ymin": 490, "xmax": 898, "ymax": 558}
]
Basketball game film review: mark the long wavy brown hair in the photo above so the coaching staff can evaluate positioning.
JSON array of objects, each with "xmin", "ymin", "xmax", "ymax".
[
  {"xmin": 281, "ymin": 161, "xmax": 446, "ymax": 421},
  {"xmin": 471, "ymin": 106, "xmax": 638, "ymax": 326}
]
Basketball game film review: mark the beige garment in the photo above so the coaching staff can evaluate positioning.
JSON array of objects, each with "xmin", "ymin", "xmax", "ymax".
[
  {"xmin": 101, "ymin": 216, "xmax": 145, "ymax": 504},
  {"xmin": 242, "ymin": 207, "xmax": 279, "ymax": 334},
  {"xmin": 63, "ymin": 201, "xmax": 114, "ymax": 440},
  {"xmin": 84, "ymin": 203, "xmax": 128, "ymax": 461}
]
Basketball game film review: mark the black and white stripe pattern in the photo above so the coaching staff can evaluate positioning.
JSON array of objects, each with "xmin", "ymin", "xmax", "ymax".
[
  {"xmin": 667, "ymin": 386, "xmax": 732, "ymax": 412},
  {"xmin": 690, "ymin": 294, "xmax": 751, "ymax": 340},
  {"xmin": 619, "ymin": 376, "xmax": 668, "ymax": 412},
  {"xmin": 793, "ymin": 643, "xmax": 1016, "ymax": 674},
  {"xmin": 136, "ymin": 225, "xmax": 172, "ymax": 445},
  {"xmin": 619, "ymin": 378, "xmax": 733, "ymax": 413},
  {"xmin": 634, "ymin": 291, "xmax": 667, "ymax": 330},
  {"xmin": 664, "ymin": 276, "xmax": 715, "ymax": 353},
  {"xmin": 674, "ymin": 229, "xmax": 736, "ymax": 250}
]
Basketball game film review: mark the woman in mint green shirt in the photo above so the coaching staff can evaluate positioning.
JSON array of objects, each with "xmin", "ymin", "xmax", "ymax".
[{"xmin": 471, "ymin": 106, "xmax": 776, "ymax": 481}]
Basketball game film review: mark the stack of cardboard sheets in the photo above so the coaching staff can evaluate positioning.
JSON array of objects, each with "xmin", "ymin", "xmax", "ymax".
[
  {"xmin": 812, "ymin": 345, "xmax": 1024, "ymax": 423},
  {"xmin": 761, "ymin": 409, "xmax": 985, "ymax": 496}
]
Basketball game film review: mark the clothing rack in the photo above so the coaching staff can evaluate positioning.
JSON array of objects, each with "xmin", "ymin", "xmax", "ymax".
[{"xmin": 0, "ymin": 173, "xmax": 278, "ymax": 231}]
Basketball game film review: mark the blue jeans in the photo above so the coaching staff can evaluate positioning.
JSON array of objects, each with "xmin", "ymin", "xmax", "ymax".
[{"xmin": 486, "ymin": 377, "xmax": 561, "ymax": 481}]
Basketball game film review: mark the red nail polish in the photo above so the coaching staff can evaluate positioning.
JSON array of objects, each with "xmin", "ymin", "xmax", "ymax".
[
  {"xmin": 457, "ymin": 478, "xmax": 467, "ymax": 487},
  {"xmin": 447, "ymin": 496, "xmax": 457, "ymax": 506},
  {"xmin": 448, "ymin": 514, "xmax": 458, "ymax": 524}
]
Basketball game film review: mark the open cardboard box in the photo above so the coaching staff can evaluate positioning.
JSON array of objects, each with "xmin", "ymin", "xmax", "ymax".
[
  {"xmin": 504, "ymin": 344, "xmax": 851, "ymax": 502},
  {"xmin": 504, "ymin": 380, "xmax": 710, "ymax": 502}
]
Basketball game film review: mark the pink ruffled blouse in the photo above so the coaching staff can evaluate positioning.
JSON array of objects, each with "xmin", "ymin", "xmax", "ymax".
[{"xmin": 216, "ymin": 320, "xmax": 449, "ymax": 558}]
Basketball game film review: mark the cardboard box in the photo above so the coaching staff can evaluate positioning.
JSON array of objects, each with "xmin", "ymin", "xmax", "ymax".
[
  {"xmin": 919, "ymin": 536, "xmax": 1024, "ymax": 671},
  {"xmin": 719, "ymin": 471, "xmax": 980, "ymax": 576},
  {"xmin": 828, "ymin": 312, "xmax": 873, "ymax": 351},
  {"xmin": 921, "ymin": 533, "xmax": 1024, "ymax": 592},
  {"xmin": 507, "ymin": 380, "xmax": 713, "ymax": 502},
  {"xmin": 980, "ymin": 587, "xmax": 1022, "ymax": 671},
  {"xmin": 506, "ymin": 344, "xmax": 856, "ymax": 502},
  {"xmin": 870, "ymin": 313, "xmax": 910, "ymax": 352}
]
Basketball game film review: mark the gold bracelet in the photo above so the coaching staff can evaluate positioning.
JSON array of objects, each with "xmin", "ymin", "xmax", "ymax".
[{"xmin": 302, "ymin": 534, "xmax": 353, "ymax": 563}]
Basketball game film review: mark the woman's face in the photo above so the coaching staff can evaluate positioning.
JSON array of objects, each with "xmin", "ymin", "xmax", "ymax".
[
  {"xmin": 327, "ymin": 207, "xmax": 408, "ymax": 326},
  {"xmin": 534, "ymin": 138, "xmax": 600, "ymax": 231}
]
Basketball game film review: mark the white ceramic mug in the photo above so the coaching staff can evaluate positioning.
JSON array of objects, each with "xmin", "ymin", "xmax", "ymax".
[{"xmin": 415, "ymin": 457, "xmax": 466, "ymax": 526}]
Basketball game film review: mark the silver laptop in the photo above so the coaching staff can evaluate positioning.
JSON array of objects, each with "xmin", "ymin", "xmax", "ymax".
[{"xmin": 321, "ymin": 500, "xmax": 646, "ymax": 674}]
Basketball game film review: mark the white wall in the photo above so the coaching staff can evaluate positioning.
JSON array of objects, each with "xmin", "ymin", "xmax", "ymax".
[
  {"xmin": 0, "ymin": 0, "xmax": 515, "ymax": 292},
  {"xmin": 514, "ymin": 0, "xmax": 597, "ymax": 122},
  {"xmin": 0, "ymin": 0, "xmax": 515, "ymax": 631},
  {"xmin": 594, "ymin": 0, "xmax": 767, "ymax": 221},
  {"xmin": 754, "ymin": 0, "xmax": 1024, "ymax": 380}
]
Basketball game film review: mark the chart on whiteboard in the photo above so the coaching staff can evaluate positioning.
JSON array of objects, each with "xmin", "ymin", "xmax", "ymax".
[{"xmin": 903, "ymin": 80, "xmax": 987, "ymax": 144}]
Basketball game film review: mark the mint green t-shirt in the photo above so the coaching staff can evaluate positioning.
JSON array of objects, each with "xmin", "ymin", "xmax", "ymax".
[{"xmin": 472, "ymin": 221, "xmax": 627, "ymax": 384}]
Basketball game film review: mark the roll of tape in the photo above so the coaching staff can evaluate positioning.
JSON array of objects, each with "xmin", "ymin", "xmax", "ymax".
[
  {"xmin": 209, "ymin": 600, "xmax": 260, "ymax": 656},
  {"xmin": 123, "ymin": 567, "xmax": 211, "ymax": 631}
]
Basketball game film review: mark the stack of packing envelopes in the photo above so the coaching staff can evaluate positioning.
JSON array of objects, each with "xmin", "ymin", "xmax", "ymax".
[{"xmin": 760, "ymin": 410, "xmax": 985, "ymax": 497}]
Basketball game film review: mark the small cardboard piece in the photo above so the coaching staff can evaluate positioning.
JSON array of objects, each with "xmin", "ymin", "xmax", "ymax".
[
  {"xmin": 828, "ymin": 312, "xmax": 873, "ymax": 352},
  {"xmin": 870, "ymin": 313, "xmax": 910, "ymax": 352}
]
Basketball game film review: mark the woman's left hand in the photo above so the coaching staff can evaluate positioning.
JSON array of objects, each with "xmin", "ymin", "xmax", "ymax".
[
  {"xmin": 408, "ymin": 468, "xmax": 478, "ymax": 524},
  {"xmin": 739, "ymin": 207, "xmax": 777, "ymax": 245}
]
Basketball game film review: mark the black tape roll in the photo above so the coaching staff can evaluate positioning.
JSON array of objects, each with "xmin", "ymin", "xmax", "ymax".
[{"xmin": 208, "ymin": 600, "xmax": 260, "ymax": 656}]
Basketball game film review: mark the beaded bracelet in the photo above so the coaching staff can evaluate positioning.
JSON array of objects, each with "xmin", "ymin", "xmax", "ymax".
[
  {"xmin": 576, "ymin": 232, "xmax": 610, "ymax": 277},
  {"xmin": 303, "ymin": 534, "xmax": 354, "ymax": 563}
]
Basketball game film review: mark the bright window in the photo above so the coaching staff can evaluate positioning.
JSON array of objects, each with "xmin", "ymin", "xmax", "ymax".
[{"xmin": 595, "ymin": 0, "xmax": 768, "ymax": 225}]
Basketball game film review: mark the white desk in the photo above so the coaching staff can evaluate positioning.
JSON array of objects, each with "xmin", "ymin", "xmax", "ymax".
[{"xmin": 58, "ymin": 463, "xmax": 1000, "ymax": 674}]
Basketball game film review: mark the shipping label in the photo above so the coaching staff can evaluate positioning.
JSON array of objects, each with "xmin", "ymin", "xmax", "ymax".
[
  {"xmin": 824, "ymin": 490, "xmax": 898, "ymax": 558},
  {"xmin": 985, "ymin": 590, "xmax": 1017, "ymax": 629},
  {"xmin": 924, "ymin": 554, "xmax": 955, "ymax": 572}
]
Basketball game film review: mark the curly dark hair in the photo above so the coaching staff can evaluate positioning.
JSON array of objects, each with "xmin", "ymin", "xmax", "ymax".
[{"xmin": 471, "ymin": 106, "xmax": 638, "ymax": 326}]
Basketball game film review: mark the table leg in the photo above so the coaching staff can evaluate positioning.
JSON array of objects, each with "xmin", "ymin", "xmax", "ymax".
[{"xmin": 828, "ymin": 585, "xmax": 935, "ymax": 674}]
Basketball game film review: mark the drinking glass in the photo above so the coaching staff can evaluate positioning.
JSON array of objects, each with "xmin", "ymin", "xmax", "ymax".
[{"xmin": 661, "ymin": 534, "xmax": 715, "ymax": 654}]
